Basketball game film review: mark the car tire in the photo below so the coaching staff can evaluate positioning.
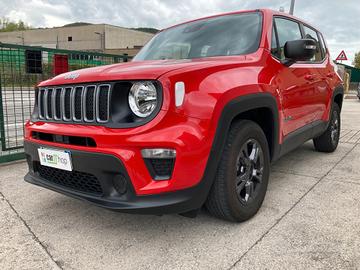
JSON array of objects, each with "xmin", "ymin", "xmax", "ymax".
[
  {"xmin": 313, "ymin": 103, "xmax": 341, "ymax": 153},
  {"xmin": 205, "ymin": 120, "xmax": 270, "ymax": 222}
]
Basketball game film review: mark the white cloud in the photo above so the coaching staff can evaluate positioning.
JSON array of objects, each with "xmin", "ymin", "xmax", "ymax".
[{"xmin": 0, "ymin": 0, "xmax": 359, "ymax": 64}]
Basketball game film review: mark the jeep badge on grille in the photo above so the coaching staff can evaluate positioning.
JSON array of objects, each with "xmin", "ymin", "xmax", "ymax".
[{"xmin": 64, "ymin": 73, "xmax": 80, "ymax": 80}]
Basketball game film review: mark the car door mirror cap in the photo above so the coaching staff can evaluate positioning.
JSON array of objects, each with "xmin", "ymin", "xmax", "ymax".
[{"xmin": 283, "ymin": 38, "xmax": 317, "ymax": 66}]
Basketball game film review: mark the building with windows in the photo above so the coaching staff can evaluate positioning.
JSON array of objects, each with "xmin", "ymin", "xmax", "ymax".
[{"xmin": 0, "ymin": 23, "xmax": 154, "ymax": 56}]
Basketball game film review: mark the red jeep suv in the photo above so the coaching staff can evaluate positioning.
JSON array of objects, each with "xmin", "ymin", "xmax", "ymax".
[{"xmin": 24, "ymin": 9, "xmax": 343, "ymax": 222}]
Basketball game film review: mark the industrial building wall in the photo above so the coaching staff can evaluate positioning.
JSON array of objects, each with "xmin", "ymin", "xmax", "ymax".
[
  {"xmin": 0, "ymin": 25, "xmax": 105, "ymax": 51},
  {"xmin": 104, "ymin": 25, "xmax": 153, "ymax": 50},
  {"xmin": 0, "ymin": 24, "xmax": 154, "ymax": 53}
]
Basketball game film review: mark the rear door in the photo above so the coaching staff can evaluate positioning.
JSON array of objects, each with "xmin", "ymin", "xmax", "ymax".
[
  {"xmin": 272, "ymin": 17, "xmax": 319, "ymax": 137},
  {"xmin": 301, "ymin": 25, "xmax": 329, "ymax": 121}
]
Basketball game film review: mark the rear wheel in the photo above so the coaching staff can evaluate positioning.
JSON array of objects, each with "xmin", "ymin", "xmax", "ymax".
[
  {"xmin": 205, "ymin": 120, "xmax": 270, "ymax": 222},
  {"xmin": 313, "ymin": 103, "xmax": 341, "ymax": 153}
]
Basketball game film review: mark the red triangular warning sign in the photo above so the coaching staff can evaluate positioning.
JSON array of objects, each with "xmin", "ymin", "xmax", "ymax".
[{"xmin": 336, "ymin": 50, "xmax": 348, "ymax": 61}]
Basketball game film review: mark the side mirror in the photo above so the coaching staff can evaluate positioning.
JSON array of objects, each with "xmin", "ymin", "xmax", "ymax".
[{"xmin": 283, "ymin": 38, "xmax": 316, "ymax": 66}]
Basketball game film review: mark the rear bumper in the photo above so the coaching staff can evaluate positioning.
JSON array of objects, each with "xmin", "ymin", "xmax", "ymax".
[{"xmin": 24, "ymin": 141, "xmax": 209, "ymax": 214}]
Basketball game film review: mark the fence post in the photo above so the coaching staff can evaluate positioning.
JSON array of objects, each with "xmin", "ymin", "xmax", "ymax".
[{"xmin": 0, "ymin": 71, "xmax": 6, "ymax": 151}]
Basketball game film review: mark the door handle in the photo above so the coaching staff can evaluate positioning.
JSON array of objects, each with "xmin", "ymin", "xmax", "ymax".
[{"xmin": 304, "ymin": 74, "xmax": 316, "ymax": 81}]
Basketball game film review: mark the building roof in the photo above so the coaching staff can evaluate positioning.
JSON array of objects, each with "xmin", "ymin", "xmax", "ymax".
[
  {"xmin": 0, "ymin": 23, "xmax": 153, "ymax": 36},
  {"xmin": 338, "ymin": 63, "xmax": 360, "ymax": 82}
]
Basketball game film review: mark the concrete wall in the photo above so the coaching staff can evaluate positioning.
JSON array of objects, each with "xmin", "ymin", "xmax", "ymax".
[
  {"xmin": 104, "ymin": 25, "xmax": 153, "ymax": 50},
  {"xmin": 0, "ymin": 25, "xmax": 105, "ymax": 51}
]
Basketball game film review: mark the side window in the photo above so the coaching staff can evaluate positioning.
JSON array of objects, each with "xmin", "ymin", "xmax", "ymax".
[
  {"xmin": 274, "ymin": 18, "xmax": 302, "ymax": 60},
  {"xmin": 318, "ymin": 32, "xmax": 327, "ymax": 59},
  {"xmin": 271, "ymin": 25, "xmax": 279, "ymax": 57},
  {"xmin": 303, "ymin": 25, "xmax": 323, "ymax": 62}
]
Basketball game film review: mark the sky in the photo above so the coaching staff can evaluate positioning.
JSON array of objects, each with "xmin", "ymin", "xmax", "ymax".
[{"xmin": 1, "ymin": 0, "xmax": 359, "ymax": 65}]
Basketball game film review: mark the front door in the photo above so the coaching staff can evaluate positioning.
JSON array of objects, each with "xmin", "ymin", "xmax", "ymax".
[{"xmin": 272, "ymin": 17, "xmax": 319, "ymax": 137}]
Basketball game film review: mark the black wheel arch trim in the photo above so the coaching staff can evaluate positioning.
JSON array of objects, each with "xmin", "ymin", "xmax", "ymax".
[
  {"xmin": 332, "ymin": 85, "xmax": 344, "ymax": 111},
  {"xmin": 211, "ymin": 93, "xmax": 280, "ymax": 163},
  {"xmin": 192, "ymin": 92, "xmax": 280, "ymax": 209}
]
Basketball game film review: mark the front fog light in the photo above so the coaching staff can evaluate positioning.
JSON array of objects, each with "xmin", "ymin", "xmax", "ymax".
[
  {"xmin": 141, "ymin": 148, "xmax": 176, "ymax": 159},
  {"xmin": 128, "ymin": 82, "xmax": 158, "ymax": 118},
  {"xmin": 141, "ymin": 149, "xmax": 176, "ymax": 180}
]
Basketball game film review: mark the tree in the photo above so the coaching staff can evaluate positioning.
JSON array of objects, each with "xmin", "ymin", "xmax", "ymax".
[
  {"xmin": 131, "ymin": 27, "xmax": 159, "ymax": 34},
  {"xmin": 0, "ymin": 18, "xmax": 31, "ymax": 32},
  {"xmin": 353, "ymin": 52, "xmax": 360, "ymax": 69}
]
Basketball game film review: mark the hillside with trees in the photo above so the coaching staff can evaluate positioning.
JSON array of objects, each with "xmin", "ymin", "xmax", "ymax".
[
  {"xmin": 0, "ymin": 18, "xmax": 158, "ymax": 34},
  {"xmin": 0, "ymin": 18, "xmax": 31, "ymax": 32}
]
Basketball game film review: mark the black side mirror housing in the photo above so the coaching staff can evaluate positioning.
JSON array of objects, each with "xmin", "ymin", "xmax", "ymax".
[{"xmin": 283, "ymin": 38, "xmax": 317, "ymax": 66}]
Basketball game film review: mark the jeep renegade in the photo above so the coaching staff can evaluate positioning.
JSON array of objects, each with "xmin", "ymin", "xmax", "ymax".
[{"xmin": 24, "ymin": 9, "xmax": 343, "ymax": 222}]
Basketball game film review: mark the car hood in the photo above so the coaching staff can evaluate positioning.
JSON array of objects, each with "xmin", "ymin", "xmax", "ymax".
[{"xmin": 38, "ymin": 56, "xmax": 248, "ymax": 87}]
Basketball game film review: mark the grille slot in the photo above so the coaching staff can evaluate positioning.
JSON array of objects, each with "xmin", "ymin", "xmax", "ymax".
[
  {"xmin": 45, "ymin": 88, "xmax": 53, "ymax": 119},
  {"xmin": 63, "ymin": 87, "xmax": 72, "ymax": 121},
  {"xmin": 38, "ymin": 90, "xmax": 45, "ymax": 119},
  {"xmin": 53, "ymin": 88, "xmax": 62, "ymax": 120},
  {"xmin": 84, "ymin": 85, "xmax": 96, "ymax": 122},
  {"xmin": 72, "ymin": 86, "xmax": 83, "ymax": 121},
  {"xmin": 32, "ymin": 131, "xmax": 96, "ymax": 147},
  {"xmin": 36, "ymin": 163, "xmax": 103, "ymax": 196},
  {"xmin": 37, "ymin": 84, "xmax": 111, "ymax": 124},
  {"xmin": 96, "ymin": 84, "xmax": 111, "ymax": 122}
]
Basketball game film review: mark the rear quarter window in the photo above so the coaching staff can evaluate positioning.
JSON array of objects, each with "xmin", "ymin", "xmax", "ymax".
[{"xmin": 303, "ymin": 25, "xmax": 323, "ymax": 62}]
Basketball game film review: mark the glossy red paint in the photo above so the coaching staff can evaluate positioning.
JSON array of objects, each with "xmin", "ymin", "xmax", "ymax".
[{"xmin": 25, "ymin": 9, "xmax": 342, "ymax": 196}]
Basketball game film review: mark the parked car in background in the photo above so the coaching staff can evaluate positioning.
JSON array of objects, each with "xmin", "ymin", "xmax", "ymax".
[{"xmin": 24, "ymin": 9, "xmax": 343, "ymax": 222}]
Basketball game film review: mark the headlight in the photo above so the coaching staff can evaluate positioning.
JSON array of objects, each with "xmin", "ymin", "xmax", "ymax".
[{"xmin": 128, "ymin": 81, "xmax": 158, "ymax": 117}]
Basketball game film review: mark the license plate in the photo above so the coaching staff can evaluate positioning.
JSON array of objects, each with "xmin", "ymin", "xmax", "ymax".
[{"xmin": 38, "ymin": 148, "xmax": 73, "ymax": 171}]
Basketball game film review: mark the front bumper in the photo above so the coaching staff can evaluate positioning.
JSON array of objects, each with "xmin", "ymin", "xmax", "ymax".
[
  {"xmin": 24, "ymin": 141, "xmax": 210, "ymax": 214},
  {"xmin": 24, "ymin": 110, "xmax": 212, "ymax": 195}
]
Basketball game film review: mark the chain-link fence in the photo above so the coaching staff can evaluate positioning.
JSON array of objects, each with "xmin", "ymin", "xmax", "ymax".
[{"xmin": 0, "ymin": 42, "xmax": 129, "ymax": 163}]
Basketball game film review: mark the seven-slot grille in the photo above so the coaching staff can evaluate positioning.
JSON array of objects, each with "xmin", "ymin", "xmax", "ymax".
[{"xmin": 38, "ymin": 84, "xmax": 111, "ymax": 123}]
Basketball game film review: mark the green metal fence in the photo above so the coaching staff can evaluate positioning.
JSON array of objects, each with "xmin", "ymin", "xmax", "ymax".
[{"xmin": 0, "ymin": 42, "xmax": 129, "ymax": 163}]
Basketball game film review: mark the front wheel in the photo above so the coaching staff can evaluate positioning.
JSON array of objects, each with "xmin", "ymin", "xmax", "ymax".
[
  {"xmin": 313, "ymin": 103, "xmax": 341, "ymax": 153},
  {"xmin": 205, "ymin": 120, "xmax": 270, "ymax": 222}
]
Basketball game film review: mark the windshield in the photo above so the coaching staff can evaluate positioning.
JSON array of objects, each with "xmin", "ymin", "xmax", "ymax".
[{"xmin": 133, "ymin": 12, "xmax": 262, "ymax": 61}]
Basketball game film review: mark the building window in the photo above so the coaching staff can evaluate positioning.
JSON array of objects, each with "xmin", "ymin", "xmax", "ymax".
[
  {"xmin": 25, "ymin": 50, "xmax": 43, "ymax": 74},
  {"xmin": 68, "ymin": 36, "xmax": 73, "ymax": 42}
]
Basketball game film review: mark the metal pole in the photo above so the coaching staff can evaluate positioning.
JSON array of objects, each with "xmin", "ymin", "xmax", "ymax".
[
  {"xmin": 102, "ymin": 32, "xmax": 105, "ymax": 53},
  {"xmin": 289, "ymin": 0, "xmax": 295, "ymax": 15}
]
